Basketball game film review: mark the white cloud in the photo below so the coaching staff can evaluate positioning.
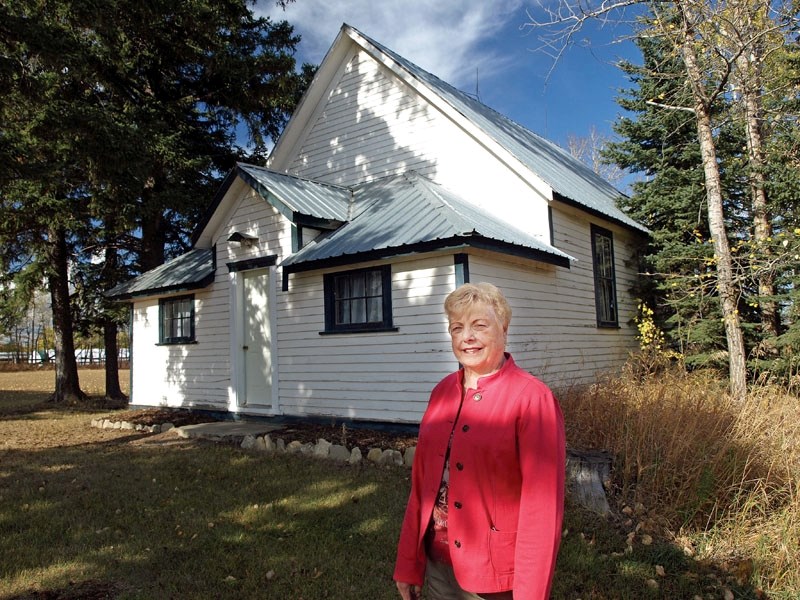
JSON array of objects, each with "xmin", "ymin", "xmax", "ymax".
[{"xmin": 257, "ymin": 0, "xmax": 524, "ymax": 88}]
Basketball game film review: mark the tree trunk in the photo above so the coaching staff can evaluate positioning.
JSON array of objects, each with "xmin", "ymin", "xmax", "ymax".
[
  {"xmin": 47, "ymin": 226, "xmax": 85, "ymax": 403},
  {"xmin": 139, "ymin": 180, "xmax": 167, "ymax": 272},
  {"xmin": 103, "ymin": 320, "xmax": 127, "ymax": 401},
  {"xmin": 139, "ymin": 210, "xmax": 166, "ymax": 272},
  {"xmin": 100, "ymin": 225, "xmax": 127, "ymax": 402},
  {"xmin": 679, "ymin": 13, "xmax": 748, "ymax": 401},
  {"xmin": 736, "ymin": 35, "xmax": 780, "ymax": 340}
]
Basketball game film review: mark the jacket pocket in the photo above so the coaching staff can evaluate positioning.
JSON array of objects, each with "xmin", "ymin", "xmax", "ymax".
[{"xmin": 487, "ymin": 528, "xmax": 517, "ymax": 574}]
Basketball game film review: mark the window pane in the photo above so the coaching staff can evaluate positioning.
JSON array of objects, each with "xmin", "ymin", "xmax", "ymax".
[
  {"xmin": 597, "ymin": 238, "xmax": 612, "ymax": 277},
  {"xmin": 598, "ymin": 281, "xmax": 613, "ymax": 322},
  {"xmin": 351, "ymin": 298, "xmax": 366, "ymax": 323},
  {"xmin": 178, "ymin": 315, "xmax": 190, "ymax": 338},
  {"xmin": 326, "ymin": 268, "xmax": 391, "ymax": 331},
  {"xmin": 161, "ymin": 296, "xmax": 194, "ymax": 342},
  {"xmin": 367, "ymin": 297, "xmax": 383, "ymax": 322},
  {"xmin": 352, "ymin": 273, "xmax": 366, "ymax": 298},
  {"xmin": 592, "ymin": 228, "xmax": 617, "ymax": 327},
  {"xmin": 335, "ymin": 276, "xmax": 350, "ymax": 301},
  {"xmin": 336, "ymin": 298, "xmax": 350, "ymax": 324},
  {"xmin": 162, "ymin": 310, "xmax": 171, "ymax": 338},
  {"xmin": 367, "ymin": 271, "xmax": 382, "ymax": 296}
]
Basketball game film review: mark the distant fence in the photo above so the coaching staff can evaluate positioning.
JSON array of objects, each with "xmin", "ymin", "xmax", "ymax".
[{"xmin": 0, "ymin": 348, "xmax": 130, "ymax": 365}]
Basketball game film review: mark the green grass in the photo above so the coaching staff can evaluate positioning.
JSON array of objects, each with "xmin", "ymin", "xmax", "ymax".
[
  {"xmin": 0, "ymin": 369, "xmax": 771, "ymax": 599},
  {"xmin": 0, "ymin": 415, "xmax": 409, "ymax": 598}
]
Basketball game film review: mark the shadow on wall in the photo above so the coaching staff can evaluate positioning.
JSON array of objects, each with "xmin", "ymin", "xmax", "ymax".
[{"xmin": 160, "ymin": 53, "xmax": 443, "ymax": 417}]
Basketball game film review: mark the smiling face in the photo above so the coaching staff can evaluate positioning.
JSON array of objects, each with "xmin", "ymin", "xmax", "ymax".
[{"xmin": 448, "ymin": 301, "xmax": 508, "ymax": 384}]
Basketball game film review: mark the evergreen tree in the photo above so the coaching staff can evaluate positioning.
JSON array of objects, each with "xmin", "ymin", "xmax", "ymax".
[
  {"xmin": 525, "ymin": 0, "xmax": 798, "ymax": 395},
  {"xmin": 0, "ymin": 0, "xmax": 312, "ymax": 401},
  {"xmin": 753, "ymin": 36, "xmax": 800, "ymax": 377},
  {"xmin": 604, "ymin": 29, "xmax": 750, "ymax": 370}
]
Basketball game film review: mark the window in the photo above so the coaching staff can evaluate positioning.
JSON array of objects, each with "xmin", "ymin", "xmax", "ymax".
[
  {"xmin": 323, "ymin": 266, "xmax": 394, "ymax": 333},
  {"xmin": 159, "ymin": 295, "xmax": 196, "ymax": 344},
  {"xmin": 591, "ymin": 225, "xmax": 619, "ymax": 328}
]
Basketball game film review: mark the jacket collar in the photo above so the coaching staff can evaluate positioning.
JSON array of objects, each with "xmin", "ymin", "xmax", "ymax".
[{"xmin": 458, "ymin": 352, "xmax": 515, "ymax": 390}]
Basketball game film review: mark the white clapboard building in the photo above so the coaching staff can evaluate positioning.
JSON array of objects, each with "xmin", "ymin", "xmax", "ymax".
[{"xmin": 107, "ymin": 24, "xmax": 648, "ymax": 423}]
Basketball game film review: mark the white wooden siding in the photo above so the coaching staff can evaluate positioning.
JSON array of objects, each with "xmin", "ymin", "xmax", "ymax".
[
  {"xmin": 127, "ymin": 39, "xmax": 644, "ymax": 423},
  {"xmin": 274, "ymin": 255, "xmax": 457, "ymax": 422},
  {"xmin": 129, "ymin": 289, "xmax": 230, "ymax": 409},
  {"xmin": 465, "ymin": 204, "xmax": 640, "ymax": 389},
  {"xmin": 129, "ymin": 187, "xmax": 293, "ymax": 411},
  {"xmin": 286, "ymin": 49, "xmax": 552, "ymax": 243}
]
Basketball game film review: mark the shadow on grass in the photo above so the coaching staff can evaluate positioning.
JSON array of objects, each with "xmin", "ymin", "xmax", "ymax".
[
  {"xmin": 0, "ymin": 391, "xmax": 51, "ymax": 417},
  {"xmin": 0, "ymin": 390, "xmax": 126, "ymax": 421},
  {"xmin": 0, "ymin": 407, "xmax": 767, "ymax": 600},
  {"xmin": 555, "ymin": 502, "xmax": 763, "ymax": 600},
  {"xmin": 0, "ymin": 426, "xmax": 411, "ymax": 599}
]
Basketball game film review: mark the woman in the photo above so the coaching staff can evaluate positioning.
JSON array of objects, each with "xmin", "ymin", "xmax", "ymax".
[{"xmin": 394, "ymin": 282, "xmax": 565, "ymax": 600}]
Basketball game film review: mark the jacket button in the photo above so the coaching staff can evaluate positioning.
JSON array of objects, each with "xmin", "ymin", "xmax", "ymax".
[
  {"xmin": 454, "ymin": 501, "xmax": 462, "ymax": 509},
  {"xmin": 454, "ymin": 540, "xmax": 461, "ymax": 548},
  {"xmin": 456, "ymin": 462, "xmax": 464, "ymax": 471},
  {"xmin": 472, "ymin": 393, "xmax": 482, "ymax": 401},
  {"xmin": 462, "ymin": 424, "xmax": 470, "ymax": 432}
]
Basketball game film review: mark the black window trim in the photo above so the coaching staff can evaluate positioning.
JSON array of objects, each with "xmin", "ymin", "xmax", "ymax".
[
  {"xmin": 158, "ymin": 294, "xmax": 197, "ymax": 344},
  {"xmin": 590, "ymin": 224, "xmax": 619, "ymax": 329},
  {"xmin": 321, "ymin": 265, "xmax": 397, "ymax": 334}
]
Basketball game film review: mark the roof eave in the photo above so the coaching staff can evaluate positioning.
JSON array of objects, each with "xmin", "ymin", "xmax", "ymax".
[
  {"xmin": 282, "ymin": 235, "xmax": 571, "ymax": 276},
  {"xmin": 106, "ymin": 272, "xmax": 215, "ymax": 302},
  {"xmin": 552, "ymin": 192, "xmax": 651, "ymax": 236},
  {"xmin": 191, "ymin": 168, "xmax": 240, "ymax": 246}
]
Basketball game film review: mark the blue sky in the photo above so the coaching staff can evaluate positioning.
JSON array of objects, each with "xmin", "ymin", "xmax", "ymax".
[{"xmin": 257, "ymin": 0, "xmax": 642, "ymax": 153}]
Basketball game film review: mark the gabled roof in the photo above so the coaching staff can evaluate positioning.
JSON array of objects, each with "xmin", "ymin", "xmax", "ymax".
[
  {"xmin": 281, "ymin": 171, "xmax": 573, "ymax": 274},
  {"xmin": 270, "ymin": 24, "xmax": 647, "ymax": 235},
  {"xmin": 109, "ymin": 168, "xmax": 572, "ymax": 300},
  {"xmin": 106, "ymin": 248, "xmax": 215, "ymax": 300},
  {"xmin": 192, "ymin": 164, "xmax": 350, "ymax": 246},
  {"xmin": 236, "ymin": 163, "xmax": 350, "ymax": 223},
  {"xmin": 345, "ymin": 26, "xmax": 647, "ymax": 234}
]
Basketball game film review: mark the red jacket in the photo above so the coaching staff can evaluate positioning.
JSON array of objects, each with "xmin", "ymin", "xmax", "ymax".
[{"xmin": 394, "ymin": 355, "xmax": 565, "ymax": 599}]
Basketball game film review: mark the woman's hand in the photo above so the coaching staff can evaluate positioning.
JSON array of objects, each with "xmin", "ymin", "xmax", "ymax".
[{"xmin": 396, "ymin": 581, "xmax": 422, "ymax": 599}]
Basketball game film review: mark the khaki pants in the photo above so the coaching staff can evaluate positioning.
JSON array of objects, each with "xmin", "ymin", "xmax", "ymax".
[{"xmin": 425, "ymin": 560, "xmax": 513, "ymax": 600}]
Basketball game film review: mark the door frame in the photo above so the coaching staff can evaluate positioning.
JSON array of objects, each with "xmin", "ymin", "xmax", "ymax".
[{"xmin": 229, "ymin": 260, "xmax": 278, "ymax": 414}]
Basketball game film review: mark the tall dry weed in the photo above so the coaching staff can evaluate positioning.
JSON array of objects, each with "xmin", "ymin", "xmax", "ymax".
[{"xmin": 559, "ymin": 363, "xmax": 800, "ymax": 596}]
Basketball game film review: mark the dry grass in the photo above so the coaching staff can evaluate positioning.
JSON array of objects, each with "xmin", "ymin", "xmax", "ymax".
[
  {"xmin": 0, "ymin": 369, "xmax": 410, "ymax": 600},
  {"xmin": 559, "ymin": 361, "xmax": 800, "ymax": 598},
  {"xmin": 0, "ymin": 367, "xmax": 129, "ymax": 396},
  {"xmin": 2, "ymin": 366, "xmax": 791, "ymax": 598}
]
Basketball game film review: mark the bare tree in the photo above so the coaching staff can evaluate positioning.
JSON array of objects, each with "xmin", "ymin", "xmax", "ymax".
[
  {"xmin": 567, "ymin": 126, "xmax": 626, "ymax": 184},
  {"xmin": 724, "ymin": 1, "xmax": 786, "ymax": 340}
]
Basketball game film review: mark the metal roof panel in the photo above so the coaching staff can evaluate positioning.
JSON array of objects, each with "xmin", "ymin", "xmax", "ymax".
[
  {"xmin": 350, "ymin": 27, "xmax": 648, "ymax": 234},
  {"xmin": 237, "ymin": 163, "xmax": 350, "ymax": 222},
  {"xmin": 281, "ymin": 172, "xmax": 573, "ymax": 269},
  {"xmin": 106, "ymin": 248, "xmax": 214, "ymax": 299}
]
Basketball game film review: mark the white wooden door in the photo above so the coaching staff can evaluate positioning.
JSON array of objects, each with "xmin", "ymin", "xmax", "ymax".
[{"xmin": 241, "ymin": 268, "xmax": 272, "ymax": 408}]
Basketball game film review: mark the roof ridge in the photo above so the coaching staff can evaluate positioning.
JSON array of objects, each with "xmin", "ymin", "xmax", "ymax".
[
  {"xmin": 237, "ymin": 162, "xmax": 351, "ymax": 192},
  {"xmin": 344, "ymin": 25, "xmax": 646, "ymax": 235},
  {"xmin": 406, "ymin": 175, "xmax": 477, "ymax": 236},
  {"xmin": 345, "ymin": 26, "xmax": 573, "ymax": 163}
]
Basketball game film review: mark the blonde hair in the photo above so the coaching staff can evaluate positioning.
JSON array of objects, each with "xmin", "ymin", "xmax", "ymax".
[{"xmin": 444, "ymin": 282, "xmax": 511, "ymax": 330}]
